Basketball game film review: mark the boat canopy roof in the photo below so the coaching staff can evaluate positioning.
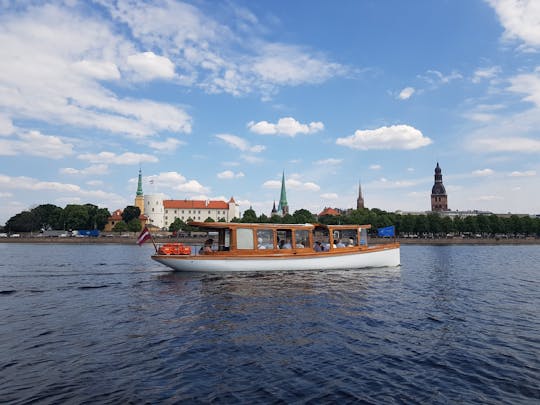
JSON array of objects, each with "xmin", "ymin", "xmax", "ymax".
[{"xmin": 188, "ymin": 221, "xmax": 371, "ymax": 232}]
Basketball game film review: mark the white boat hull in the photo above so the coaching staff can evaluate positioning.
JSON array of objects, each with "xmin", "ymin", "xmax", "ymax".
[{"xmin": 152, "ymin": 245, "xmax": 400, "ymax": 273}]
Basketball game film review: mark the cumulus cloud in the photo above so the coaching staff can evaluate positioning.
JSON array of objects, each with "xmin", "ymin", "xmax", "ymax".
[
  {"xmin": 0, "ymin": 130, "xmax": 74, "ymax": 158},
  {"xmin": 127, "ymin": 51, "xmax": 176, "ymax": 80},
  {"xmin": 216, "ymin": 134, "xmax": 265, "ymax": 153},
  {"xmin": 336, "ymin": 125, "xmax": 432, "ymax": 150},
  {"xmin": 472, "ymin": 169, "xmax": 495, "ymax": 176},
  {"xmin": 370, "ymin": 164, "xmax": 382, "ymax": 170},
  {"xmin": 217, "ymin": 170, "xmax": 245, "ymax": 179},
  {"xmin": 78, "ymin": 151, "xmax": 158, "ymax": 164},
  {"xmin": 0, "ymin": 114, "xmax": 15, "ymax": 136},
  {"xmin": 145, "ymin": 171, "xmax": 210, "ymax": 195},
  {"xmin": 72, "ymin": 60, "xmax": 121, "ymax": 80},
  {"xmin": 398, "ymin": 87, "xmax": 415, "ymax": 100},
  {"xmin": 487, "ymin": 0, "xmax": 540, "ymax": 48},
  {"xmin": 248, "ymin": 117, "xmax": 324, "ymax": 137},
  {"xmin": 148, "ymin": 137, "xmax": 184, "ymax": 151},
  {"xmin": 320, "ymin": 193, "xmax": 338, "ymax": 200}
]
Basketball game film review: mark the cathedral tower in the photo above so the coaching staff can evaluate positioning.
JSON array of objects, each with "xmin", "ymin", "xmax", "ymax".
[
  {"xmin": 277, "ymin": 171, "xmax": 289, "ymax": 216},
  {"xmin": 356, "ymin": 181, "xmax": 365, "ymax": 210},
  {"xmin": 431, "ymin": 162, "xmax": 448, "ymax": 211},
  {"xmin": 134, "ymin": 168, "xmax": 145, "ymax": 215}
]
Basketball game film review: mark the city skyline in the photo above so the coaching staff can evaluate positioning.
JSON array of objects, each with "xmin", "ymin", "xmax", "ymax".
[{"xmin": 1, "ymin": 1, "xmax": 540, "ymax": 225}]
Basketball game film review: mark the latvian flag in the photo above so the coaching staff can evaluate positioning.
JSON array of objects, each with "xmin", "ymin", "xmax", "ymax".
[{"xmin": 137, "ymin": 226, "xmax": 151, "ymax": 246}]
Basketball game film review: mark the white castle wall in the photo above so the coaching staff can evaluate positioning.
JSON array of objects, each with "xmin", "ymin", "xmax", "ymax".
[{"xmin": 144, "ymin": 194, "xmax": 165, "ymax": 229}]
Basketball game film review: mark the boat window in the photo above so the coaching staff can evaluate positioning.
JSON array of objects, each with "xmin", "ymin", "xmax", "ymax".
[
  {"xmin": 276, "ymin": 229, "xmax": 292, "ymax": 249},
  {"xmin": 360, "ymin": 228, "xmax": 368, "ymax": 246},
  {"xmin": 257, "ymin": 229, "xmax": 274, "ymax": 250},
  {"xmin": 294, "ymin": 230, "xmax": 310, "ymax": 249},
  {"xmin": 217, "ymin": 229, "xmax": 231, "ymax": 251},
  {"xmin": 340, "ymin": 229, "xmax": 358, "ymax": 247},
  {"xmin": 237, "ymin": 228, "xmax": 254, "ymax": 250}
]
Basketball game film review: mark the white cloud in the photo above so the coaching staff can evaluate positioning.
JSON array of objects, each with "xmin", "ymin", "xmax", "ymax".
[
  {"xmin": 145, "ymin": 171, "xmax": 210, "ymax": 195},
  {"xmin": 0, "ymin": 130, "xmax": 74, "ymax": 158},
  {"xmin": 398, "ymin": 87, "xmax": 415, "ymax": 100},
  {"xmin": 472, "ymin": 66, "xmax": 501, "ymax": 83},
  {"xmin": 72, "ymin": 60, "xmax": 121, "ymax": 80},
  {"xmin": 0, "ymin": 114, "xmax": 15, "ymax": 136},
  {"xmin": 336, "ymin": 125, "xmax": 432, "ymax": 150},
  {"xmin": 320, "ymin": 193, "xmax": 338, "ymax": 200},
  {"xmin": 86, "ymin": 180, "xmax": 104, "ymax": 186},
  {"xmin": 127, "ymin": 51, "xmax": 175, "ymax": 80},
  {"xmin": 216, "ymin": 134, "xmax": 265, "ymax": 153},
  {"xmin": 148, "ymin": 137, "xmax": 184, "ymax": 151},
  {"xmin": 509, "ymin": 170, "xmax": 536, "ymax": 177},
  {"xmin": 488, "ymin": 0, "xmax": 540, "ymax": 48},
  {"xmin": 469, "ymin": 137, "xmax": 540, "ymax": 153},
  {"xmin": 175, "ymin": 180, "xmax": 209, "ymax": 194},
  {"xmin": 370, "ymin": 164, "xmax": 382, "ymax": 170},
  {"xmin": 0, "ymin": 192, "xmax": 13, "ymax": 198},
  {"xmin": 217, "ymin": 170, "xmax": 245, "ymax": 179},
  {"xmin": 472, "ymin": 168, "xmax": 495, "ymax": 176},
  {"xmin": 78, "ymin": 151, "xmax": 158, "ymax": 165},
  {"xmin": 60, "ymin": 164, "xmax": 109, "ymax": 176},
  {"xmin": 248, "ymin": 117, "xmax": 324, "ymax": 137},
  {"xmin": 314, "ymin": 158, "xmax": 342, "ymax": 165},
  {"xmin": 263, "ymin": 178, "xmax": 320, "ymax": 191},
  {"xmin": 421, "ymin": 70, "xmax": 463, "ymax": 85}
]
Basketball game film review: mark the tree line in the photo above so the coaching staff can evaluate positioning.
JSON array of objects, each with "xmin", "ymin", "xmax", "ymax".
[{"xmin": 3, "ymin": 204, "xmax": 539, "ymax": 237}]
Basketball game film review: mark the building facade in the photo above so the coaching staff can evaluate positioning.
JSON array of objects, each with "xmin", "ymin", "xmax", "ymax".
[
  {"xmin": 134, "ymin": 168, "xmax": 144, "ymax": 215},
  {"xmin": 356, "ymin": 181, "xmax": 365, "ymax": 210},
  {"xmin": 431, "ymin": 162, "xmax": 449, "ymax": 211}
]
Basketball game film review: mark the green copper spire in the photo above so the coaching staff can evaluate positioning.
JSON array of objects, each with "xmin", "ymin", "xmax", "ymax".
[
  {"xmin": 136, "ymin": 168, "xmax": 143, "ymax": 196},
  {"xmin": 277, "ymin": 171, "xmax": 288, "ymax": 215}
]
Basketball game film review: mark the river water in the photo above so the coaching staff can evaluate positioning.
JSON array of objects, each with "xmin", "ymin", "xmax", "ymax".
[{"xmin": 1, "ymin": 243, "xmax": 539, "ymax": 403}]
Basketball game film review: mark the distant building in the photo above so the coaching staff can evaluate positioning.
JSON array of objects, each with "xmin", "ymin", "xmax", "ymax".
[
  {"xmin": 431, "ymin": 162, "xmax": 449, "ymax": 211},
  {"xmin": 277, "ymin": 171, "xmax": 289, "ymax": 216},
  {"xmin": 104, "ymin": 208, "xmax": 147, "ymax": 232},
  {"xmin": 134, "ymin": 168, "xmax": 144, "ymax": 215},
  {"xmin": 356, "ymin": 181, "xmax": 365, "ymax": 210},
  {"xmin": 271, "ymin": 171, "xmax": 289, "ymax": 217},
  {"xmin": 318, "ymin": 207, "xmax": 341, "ymax": 216}
]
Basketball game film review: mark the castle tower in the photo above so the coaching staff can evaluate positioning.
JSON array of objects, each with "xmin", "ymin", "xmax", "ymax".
[
  {"xmin": 431, "ymin": 162, "xmax": 448, "ymax": 211},
  {"xmin": 356, "ymin": 181, "xmax": 365, "ymax": 210},
  {"xmin": 277, "ymin": 171, "xmax": 289, "ymax": 216},
  {"xmin": 134, "ymin": 168, "xmax": 144, "ymax": 215}
]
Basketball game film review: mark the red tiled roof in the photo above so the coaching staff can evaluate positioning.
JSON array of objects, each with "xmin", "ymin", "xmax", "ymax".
[
  {"xmin": 163, "ymin": 200, "xmax": 229, "ymax": 209},
  {"xmin": 319, "ymin": 207, "xmax": 340, "ymax": 216}
]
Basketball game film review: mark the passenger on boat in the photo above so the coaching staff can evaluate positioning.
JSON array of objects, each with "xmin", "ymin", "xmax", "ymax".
[
  {"xmin": 348, "ymin": 237, "xmax": 355, "ymax": 246},
  {"xmin": 314, "ymin": 241, "xmax": 322, "ymax": 252},
  {"xmin": 281, "ymin": 239, "xmax": 292, "ymax": 249},
  {"xmin": 258, "ymin": 237, "xmax": 266, "ymax": 249},
  {"xmin": 336, "ymin": 240, "xmax": 346, "ymax": 248},
  {"xmin": 199, "ymin": 238, "xmax": 213, "ymax": 254}
]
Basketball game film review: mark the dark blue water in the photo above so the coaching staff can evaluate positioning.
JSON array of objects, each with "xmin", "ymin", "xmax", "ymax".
[{"xmin": 1, "ymin": 243, "xmax": 539, "ymax": 404}]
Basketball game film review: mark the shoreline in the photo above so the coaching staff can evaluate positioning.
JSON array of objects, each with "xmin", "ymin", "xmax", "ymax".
[{"xmin": 1, "ymin": 237, "xmax": 539, "ymax": 245}]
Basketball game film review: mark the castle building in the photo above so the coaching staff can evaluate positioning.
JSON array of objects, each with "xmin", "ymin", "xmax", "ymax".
[
  {"xmin": 276, "ymin": 171, "xmax": 289, "ymax": 216},
  {"xmin": 356, "ymin": 181, "xmax": 365, "ymax": 210},
  {"xmin": 431, "ymin": 162, "xmax": 448, "ymax": 211}
]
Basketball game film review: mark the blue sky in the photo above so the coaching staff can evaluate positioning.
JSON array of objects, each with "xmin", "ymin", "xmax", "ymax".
[{"xmin": 1, "ymin": 0, "xmax": 540, "ymax": 225}]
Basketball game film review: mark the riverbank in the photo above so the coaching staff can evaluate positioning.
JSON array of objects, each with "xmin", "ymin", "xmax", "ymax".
[{"xmin": 1, "ymin": 236, "xmax": 539, "ymax": 245}]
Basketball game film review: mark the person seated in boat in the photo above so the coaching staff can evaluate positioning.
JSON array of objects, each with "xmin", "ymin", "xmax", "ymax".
[
  {"xmin": 314, "ymin": 241, "xmax": 322, "ymax": 252},
  {"xmin": 199, "ymin": 238, "xmax": 213, "ymax": 254},
  {"xmin": 348, "ymin": 237, "xmax": 355, "ymax": 246},
  {"xmin": 336, "ymin": 239, "xmax": 346, "ymax": 248},
  {"xmin": 322, "ymin": 242, "xmax": 330, "ymax": 251},
  {"xmin": 281, "ymin": 238, "xmax": 292, "ymax": 249},
  {"xmin": 296, "ymin": 240, "xmax": 305, "ymax": 248},
  {"xmin": 257, "ymin": 237, "xmax": 266, "ymax": 249}
]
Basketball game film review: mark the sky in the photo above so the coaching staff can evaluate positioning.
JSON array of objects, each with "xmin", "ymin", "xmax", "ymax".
[{"xmin": 1, "ymin": 0, "xmax": 540, "ymax": 225}]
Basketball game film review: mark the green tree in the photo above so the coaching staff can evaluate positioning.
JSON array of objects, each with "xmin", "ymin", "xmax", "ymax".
[
  {"xmin": 63, "ymin": 204, "xmax": 90, "ymax": 230},
  {"xmin": 94, "ymin": 208, "xmax": 111, "ymax": 231},
  {"xmin": 127, "ymin": 218, "xmax": 141, "ymax": 232},
  {"xmin": 112, "ymin": 221, "xmax": 128, "ymax": 232},
  {"xmin": 292, "ymin": 209, "xmax": 316, "ymax": 224},
  {"xmin": 204, "ymin": 217, "xmax": 215, "ymax": 222},
  {"xmin": 5, "ymin": 211, "xmax": 37, "ymax": 232},
  {"xmin": 169, "ymin": 218, "xmax": 186, "ymax": 232},
  {"xmin": 32, "ymin": 204, "xmax": 63, "ymax": 230},
  {"xmin": 241, "ymin": 208, "xmax": 258, "ymax": 223},
  {"xmin": 122, "ymin": 206, "xmax": 141, "ymax": 223}
]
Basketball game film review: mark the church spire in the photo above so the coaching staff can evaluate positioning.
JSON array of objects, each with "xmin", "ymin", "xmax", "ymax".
[
  {"xmin": 356, "ymin": 180, "xmax": 365, "ymax": 210},
  {"xmin": 136, "ymin": 168, "xmax": 143, "ymax": 196},
  {"xmin": 277, "ymin": 171, "xmax": 289, "ymax": 216}
]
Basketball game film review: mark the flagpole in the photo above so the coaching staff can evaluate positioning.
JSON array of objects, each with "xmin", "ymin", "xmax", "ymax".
[{"xmin": 149, "ymin": 230, "xmax": 158, "ymax": 253}]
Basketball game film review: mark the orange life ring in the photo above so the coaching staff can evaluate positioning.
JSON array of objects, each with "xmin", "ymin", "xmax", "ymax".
[{"xmin": 158, "ymin": 243, "xmax": 191, "ymax": 255}]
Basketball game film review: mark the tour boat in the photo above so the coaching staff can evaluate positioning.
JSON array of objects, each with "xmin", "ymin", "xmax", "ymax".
[{"xmin": 151, "ymin": 222, "xmax": 400, "ymax": 273}]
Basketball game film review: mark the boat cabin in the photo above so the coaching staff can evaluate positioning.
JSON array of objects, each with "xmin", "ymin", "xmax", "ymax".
[{"xmin": 187, "ymin": 222, "xmax": 371, "ymax": 254}]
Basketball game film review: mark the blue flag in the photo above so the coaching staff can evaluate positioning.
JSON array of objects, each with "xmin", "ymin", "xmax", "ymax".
[{"xmin": 377, "ymin": 225, "xmax": 395, "ymax": 237}]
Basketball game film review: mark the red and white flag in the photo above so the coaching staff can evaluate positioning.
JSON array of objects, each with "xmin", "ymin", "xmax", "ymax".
[{"xmin": 137, "ymin": 226, "xmax": 151, "ymax": 246}]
